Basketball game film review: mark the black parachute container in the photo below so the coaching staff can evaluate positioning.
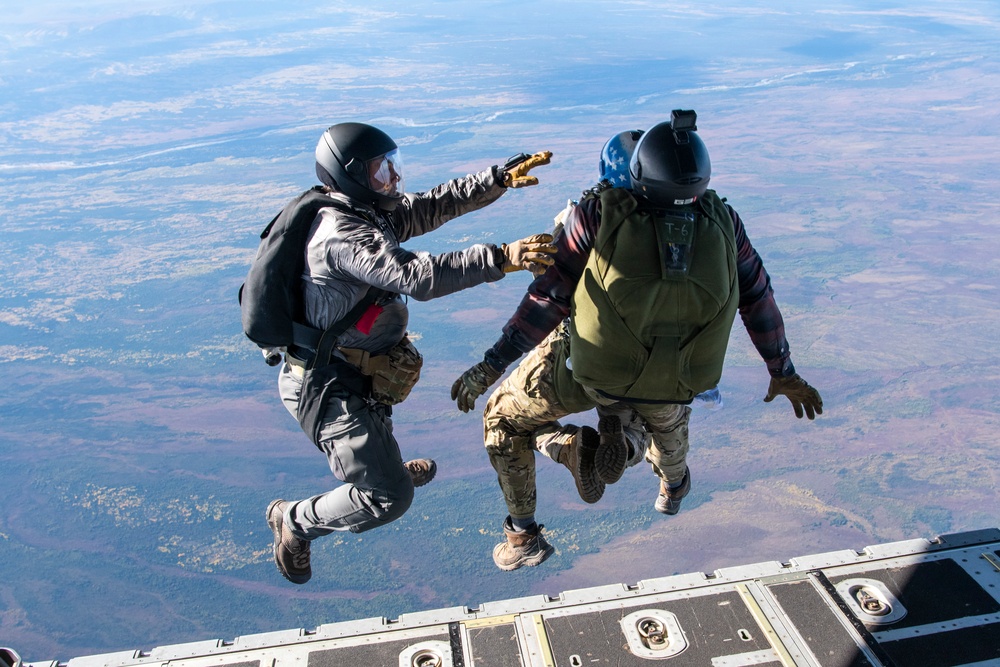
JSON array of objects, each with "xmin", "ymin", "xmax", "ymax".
[{"xmin": 239, "ymin": 187, "xmax": 356, "ymax": 351}]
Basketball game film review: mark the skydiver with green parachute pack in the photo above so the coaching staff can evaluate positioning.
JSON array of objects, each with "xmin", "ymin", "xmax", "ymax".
[{"xmin": 452, "ymin": 111, "xmax": 824, "ymax": 571}]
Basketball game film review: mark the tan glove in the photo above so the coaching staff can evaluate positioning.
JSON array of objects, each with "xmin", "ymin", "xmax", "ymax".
[
  {"xmin": 764, "ymin": 373, "xmax": 824, "ymax": 420},
  {"xmin": 451, "ymin": 361, "xmax": 504, "ymax": 413},
  {"xmin": 501, "ymin": 233, "xmax": 557, "ymax": 276},
  {"xmin": 502, "ymin": 151, "xmax": 553, "ymax": 188}
]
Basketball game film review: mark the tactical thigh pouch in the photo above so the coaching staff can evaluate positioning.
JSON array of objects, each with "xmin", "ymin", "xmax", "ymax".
[
  {"xmin": 339, "ymin": 336, "xmax": 423, "ymax": 406},
  {"xmin": 549, "ymin": 324, "xmax": 598, "ymax": 415}
]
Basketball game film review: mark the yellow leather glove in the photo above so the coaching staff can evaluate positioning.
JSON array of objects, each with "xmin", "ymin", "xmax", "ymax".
[
  {"xmin": 502, "ymin": 151, "xmax": 553, "ymax": 188},
  {"xmin": 764, "ymin": 373, "xmax": 824, "ymax": 420},
  {"xmin": 501, "ymin": 233, "xmax": 557, "ymax": 276},
  {"xmin": 451, "ymin": 361, "xmax": 504, "ymax": 413}
]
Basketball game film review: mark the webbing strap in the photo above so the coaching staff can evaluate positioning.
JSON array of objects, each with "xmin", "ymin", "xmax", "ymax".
[
  {"xmin": 309, "ymin": 289, "xmax": 390, "ymax": 370},
  {"xmin": 291, "ymin": 321, "xmax": 323, "ymax": 351}
]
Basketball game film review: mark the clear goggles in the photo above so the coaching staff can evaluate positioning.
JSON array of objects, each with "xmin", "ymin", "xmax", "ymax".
[{"xmin": 366, "ymin": 149, "xmax": 404, "ymax": 198}]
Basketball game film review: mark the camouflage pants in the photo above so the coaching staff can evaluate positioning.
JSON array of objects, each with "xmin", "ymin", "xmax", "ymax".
[{"xmin": 484, "ymin": 327, "xmax": 691, "ymax": 519}]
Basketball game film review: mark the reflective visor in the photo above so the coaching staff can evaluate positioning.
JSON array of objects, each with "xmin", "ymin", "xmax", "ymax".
[{"xmin": 366, "ymin": 149, "xmax": 404, "ymax": 198}]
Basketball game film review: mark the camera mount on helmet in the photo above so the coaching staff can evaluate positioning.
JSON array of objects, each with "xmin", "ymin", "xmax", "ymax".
[
  {"xmin": 629, "ymin": 109, "xmax": 711, "ymax": 208},
  {"xmin": 670, "ymin": 109, "xmax": 697, "ymax": 132}
]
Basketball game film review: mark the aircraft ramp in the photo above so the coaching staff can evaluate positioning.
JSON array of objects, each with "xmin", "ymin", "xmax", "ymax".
[{"xmin": 5, "ymin": 528, "xmax": 1000, "ymax": 666}]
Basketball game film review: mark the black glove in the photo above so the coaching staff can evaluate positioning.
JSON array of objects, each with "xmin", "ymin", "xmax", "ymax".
[
  {"xmin": 451, "ymin": 361, "xmax": 504, "ymax": 413},
  {"xmin": 764, "ymin": 373, "xmax": 823, "ymax": 420}
]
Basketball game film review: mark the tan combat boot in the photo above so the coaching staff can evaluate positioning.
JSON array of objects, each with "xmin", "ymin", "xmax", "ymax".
[
  {"xmin": 404, "ymin": 458, "xmax": 437, "ymax": 487},
  {"xmin": 654, "ymin": 467, "xmax": 691, "ymax": 515},
  {"xmin": 266, "ymin": 499, "xmax": 311, "ymax": 584},
  {"xmin": 492, "ymin": 516, "xmax": 554, "ymax": 571},
  {"xmin": 557, "ymin": 426, "xmax": 605, "ymax": 503}
]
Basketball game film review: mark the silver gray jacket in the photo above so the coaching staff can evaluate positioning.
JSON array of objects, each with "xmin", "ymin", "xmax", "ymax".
[{"xmin": 302, "ymin": 166, "xmax": 508, "ymax": 354}]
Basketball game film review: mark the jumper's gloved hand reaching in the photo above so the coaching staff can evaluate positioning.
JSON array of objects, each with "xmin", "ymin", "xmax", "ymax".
[
  {"xmin": 501, "ymin": 233, "xmax": 557, "ymax": 276},
  {"xmin": 502, "ymin": 151, "xmax": 553, "ymax": 188},
  {"xmin": 451, "ymin": 361, "xmax": 504, "ymax": 413},
  {"xmin": 764, "ymin": 373, "xmax": 824, "ymax": 420}
]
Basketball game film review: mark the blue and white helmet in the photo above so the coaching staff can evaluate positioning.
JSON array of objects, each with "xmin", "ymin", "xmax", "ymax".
[{"xmin": 598, "ymin": 129, "xmax": 644, "ymax": 188}]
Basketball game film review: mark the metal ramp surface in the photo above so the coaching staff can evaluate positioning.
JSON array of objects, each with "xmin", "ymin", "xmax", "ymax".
[{"xmin": 7, "ymin": 528, "xmax": 1000, "ymax": 667}]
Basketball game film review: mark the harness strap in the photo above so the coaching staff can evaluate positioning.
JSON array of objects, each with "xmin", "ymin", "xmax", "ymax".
[{"xmin": 309, "ymin": 289, "xmax": 391, "ymax": 370}]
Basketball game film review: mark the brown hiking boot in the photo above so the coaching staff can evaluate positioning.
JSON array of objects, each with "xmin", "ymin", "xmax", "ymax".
[
  {"xmin": 596, "ymin": 415, "xmax": 628, "ymax": 484},
  {"xmin": 654, "ymin": 467, "xmax": 691, "ymax": 515},
  {"xmin": 404, "ymin": 458, "xmax": 437, "ymax": 487},
  {"xmin": 492, "ymin": 516, "xmax": 555, "ymax": 571},
  {"xmin": 266, "ymin": 499, "xmax": 311, "ymax": 584},
  {"xmin": 558, "ymin": 426, "xmax": 605, "ymax": 504}
]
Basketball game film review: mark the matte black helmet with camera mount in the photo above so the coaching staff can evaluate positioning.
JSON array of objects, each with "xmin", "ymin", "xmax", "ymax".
[
  {"xmin": 629, "ymin": 110, "xmax": 711, "ymax": 208},
  {"xmin": 315, "ymin": 122, "xmax": 405, "ymax": 211}
]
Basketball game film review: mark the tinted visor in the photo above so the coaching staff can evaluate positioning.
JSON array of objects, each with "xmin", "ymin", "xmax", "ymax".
[{"xmin": 366, "ymin": 149, "xmax": 404, "ymax": 198}]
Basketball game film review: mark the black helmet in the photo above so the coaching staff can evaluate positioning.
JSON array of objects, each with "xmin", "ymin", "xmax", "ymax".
[
  {"xmin": 629, "ymin": 110, "xmax": 710, "ymax": 207},
  {"xmin": 315, "ymin": 122, "xmax": 405, "ymax": 211}
]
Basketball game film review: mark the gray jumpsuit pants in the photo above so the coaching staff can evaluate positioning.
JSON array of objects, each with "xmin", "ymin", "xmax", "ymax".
[{"xmin": 278, "ymin": 363, "xmax": 412, "ymax": 536}]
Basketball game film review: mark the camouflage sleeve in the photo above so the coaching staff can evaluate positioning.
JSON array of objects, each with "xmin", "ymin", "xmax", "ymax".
[
  {"xmin": 391, "ymin": 167, "xmax": 508, "ymax": 241},
  {"xmin": 729, "ymin": 205, "xmax": 795, "ymax": 377},
  {"xmin": 483, "ymin": 198, "xmax": 599, "ymax": 371}
]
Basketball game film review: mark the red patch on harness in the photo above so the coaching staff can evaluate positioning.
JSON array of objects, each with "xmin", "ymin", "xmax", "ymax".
[{"xmin": 355, "ymin": 304, "xmax": 383, "ymax": 335}]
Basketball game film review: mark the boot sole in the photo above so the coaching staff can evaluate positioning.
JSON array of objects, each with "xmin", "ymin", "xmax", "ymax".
[
  {"xmin": 596, "ymin": 415, "xmax": 628, "ymax": 485},
  {"xmin": 408, "ymin": 459, "xmax": 437, "ymax": 488},
  {"xmin": 575, "ymin": 427, "xmax": 605, "ymax": 503}
]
